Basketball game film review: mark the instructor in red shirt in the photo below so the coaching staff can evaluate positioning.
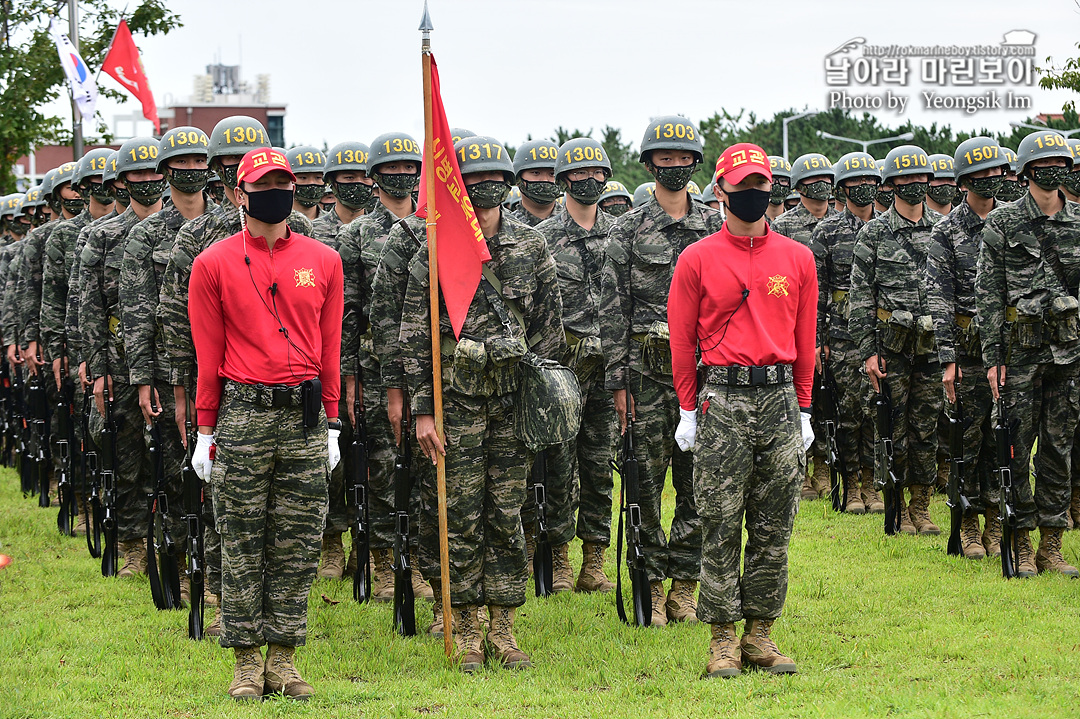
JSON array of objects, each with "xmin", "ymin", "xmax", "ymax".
[
  {"xmin": 188, "ymin": 147, "xmax": 343, "ymax": 701},
  {"xmin": 668, "ymin": 143, "xmax": 817, "ymax": 679}
]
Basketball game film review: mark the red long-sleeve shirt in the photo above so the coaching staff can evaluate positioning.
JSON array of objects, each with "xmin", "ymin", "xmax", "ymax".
[
  {"xmin": 668, "ymin": 223, "xmax": 817, "ymax": 411},
  {"xmin": 189, "ymin": 228, "xmax": 343, "ymax": 427}
]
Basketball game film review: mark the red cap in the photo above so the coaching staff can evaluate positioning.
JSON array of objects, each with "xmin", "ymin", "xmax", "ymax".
[
  {"xmin": 714, "ymin": 143, "xmax": 772, "ymax": 185},
  {"xmin": 236, "ymin": 148, "xmax": 296, "ymax": 185}
]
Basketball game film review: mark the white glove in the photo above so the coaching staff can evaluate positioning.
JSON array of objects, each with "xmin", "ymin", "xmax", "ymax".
[
  {"xmin": 328, "ymin": 427, "xmax": 341, "ymax": 470},
  {"xmin": 193, "ymin": 432, "xmax": 215, "ymax": 482},
  {"xmin": 800, "ymin": 411, "xmax": 815, "ymax": 453},
  {"xmin": 675, "ymin": 408, "xmax": 697, "ymax": 452}
]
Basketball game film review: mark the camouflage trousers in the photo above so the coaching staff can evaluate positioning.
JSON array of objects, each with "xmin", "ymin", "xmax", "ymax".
[
  {"xmin": 827, "ymin": 338, "xmax": 874, "ymax": 476},
  {"xmin": 999, "ymin": 361, "xmax": 1079, "ymax": 530},
  {"xmin": 145, "ymin": 380, "xmax": 188, "ymax": 546},
  {"xmin": 324, "ymin": 385, "xmax": 353, "ymax": 536},
  {"xmin": 413, "ymin": 412, "xmax": 441, "ymax": 582},
  {"xmin": 624, "ymin": 371, "xmax": 700, "ymax": 582},
  {"xmin": 437, "ymin": 388, "xmax": 529, "ymax": 608},
  {"xmin": 89, "ymin": 380, "xmax": 153, "ymax": 543},
  {"xmin": 695, "ymin": 379, "xmax": 802, "ymax": 625},
  {"xmin": 522, "ymin": 368, "xmax": 617, "ymax": 547},
  {"xmin": 210, "ymin": 384, "xmax": 328, "ymax": 648},
  {"xmin": 947, "ymin": 356, "xmax": 997, "ymax": 512},
  {"xmin": 871, "ymin": 352, "xmax": 940, "ymax": 487}
]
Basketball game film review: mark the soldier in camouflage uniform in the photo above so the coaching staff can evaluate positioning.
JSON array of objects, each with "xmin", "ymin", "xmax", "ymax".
[
  {"xmin": 811, "ymin": 151, "xmax": 884, "ymax": 514},
  {"xmin": 975, "ymin": 129, "xmax": 1080, "ymax": 577},
  {"xmin": 0, "ymin": 191, "xmax": 32, "ymax": 365},
  {"xmin": 599, "ymin": 116, "xmax": 724, "ymax": 626},
  {"xmin": 403, "ymin": 136, "xmax": 565, "ymax": 671},
  {"xmin": 926, "ymin": 154, "xmax": 959, "ymax": 217},
  {"xmin": 874, "ymin": 159, "xmax": 893, "ymax": 213},
  {"xmin": 772, "ymin": 153, "xmax": 839, "ymax": 501},
  {"xmin": 533, "ymin": 137, "xmax": 617, "ymax": 594},
  {"xmin": 286, "ymin": 146, "xmax": 327, "ymax": 222},
  {"xmin": 510, "ymin": 139, "xmax": 561, "ymax": 227},
  {"xmin": 765, "ymin": 156, "xmax": 791, "ymax": 222},
  {"xmin": 850, "ymin": 145, "xmax": 944, "ymax": 537},
  {"xmin": 598, "ymin": 180, "xmax": 632, "ymax": 217}
]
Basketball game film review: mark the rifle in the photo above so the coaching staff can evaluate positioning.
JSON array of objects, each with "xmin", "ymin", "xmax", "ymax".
[
  {"xmin": 873, "ymin": 342, "xmax": 902, "ymax": 535},
  {"xmin": 531, "ymin": 450, "xmax": 554, "ymax": 596},
  {"xmin": 994, "ymin": 393, "xmax": 1018, "ymax": 578},
  {"xmin": 146, "ymin": 390, "xmax": 182, "ymax": 610},
  {"xmin": 349, "ymin": 392, "xmax": 371, "ymax": 604},
  {"xmin": 945, "ymin": 390, "xmax": 971, "ymax": 556},
  {"xmin": 82, "ymin": 382, "xmax": 102, "ymax": 558},
  {"xmin": 181, "ymin": 418, "xmax": 206, "ymax": 639},
  {"xmin": 610, "ymin": 402, "xmax": 650, "ymax": 627},
  {"xmin": 56, "ymin": 379, "xmax": 77, "ymax": 536},
  {"xmin": 820, "ymin": 357, "xmax": 847, "ymax": 512},
  {"xmin": 391, "ymin": 410, "xmax": 416, "ymax": 636},
  {"xmin": 99, "ymin": 379, "xmax": 119, "ymax": 577},
  {"xmin": 14, "ymin": 363, "xmax": 32, "ymax": 496},
  {"xmin": 0, "ymin": 360, "xmax": 12, "ymax": 467},
  {"xmin": 27, "ymin": 375, "xmax": 49, "ymax": 508}
]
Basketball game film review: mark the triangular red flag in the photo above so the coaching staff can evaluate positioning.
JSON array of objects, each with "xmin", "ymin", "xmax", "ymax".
[
  {"xmin": 102, "ymin": 20, "xmax": 160, "ymax": 133},
  {"xmin": 416, "ymin": 54, "xmax": 490, "ymax": 339}
]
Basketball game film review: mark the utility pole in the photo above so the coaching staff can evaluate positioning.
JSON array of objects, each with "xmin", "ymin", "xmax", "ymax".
[{"xmin": 69, "ymin": 0, "xmax": 84, "ymax": 158}]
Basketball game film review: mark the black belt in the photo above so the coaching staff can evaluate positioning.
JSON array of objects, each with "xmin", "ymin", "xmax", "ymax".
[
  {"xmin": 225, "ymin": 381, "xmax": 304, "ymax": 408},
  {"xmin": 702, "ymin": 364, "xmax": 792, "ymax": 387}
]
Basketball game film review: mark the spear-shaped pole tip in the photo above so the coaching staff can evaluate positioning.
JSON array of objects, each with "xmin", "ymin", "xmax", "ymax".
[{"xmin": 418, "ymin": 0, "xmax": 434, "ymax": 32}]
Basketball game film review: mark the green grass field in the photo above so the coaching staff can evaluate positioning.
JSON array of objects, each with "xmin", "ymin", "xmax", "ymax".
[{"xmin": 2, "ymin": 470, "xmax": 1079, "ymax": 719}]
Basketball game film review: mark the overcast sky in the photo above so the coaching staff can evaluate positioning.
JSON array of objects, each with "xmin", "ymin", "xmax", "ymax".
[{"xmin": 53, "ymin": 0, "xmax": 1080, "ymax": 153}]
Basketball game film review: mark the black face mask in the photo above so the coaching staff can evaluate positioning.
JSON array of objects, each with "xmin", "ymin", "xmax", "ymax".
[
  {"xmin": 601, "ymin": 201, "xmax": 631, "ymax": 217},
  {"xmin": 892, "ymin": 181, "xmax": 928, "ymax": 205},
  {"xmin": 995, "ymin": 179, "xmax": 1023, "ymax": 202},
  {"xmin": 168, "ymin": 167, "xmax": 210, "ymax": 195},
  {"xmin": 126, "ymin": 178, "xmax": 167, "ymax": 206},
  {"xmin": 466, "ymin": 180, "xmax": 511, "ymax": 209},
  {"xmin": 966, "ymin": 176, "xmax": 1003, "ymax": 199},
  {"xmin": 9, "ymin": 218, "xmax": 30, "ymax": 235},
  {"xmin": 374, "ymin": 171, "xmax": 420, "ymax": 199},
  {"xmin": 218, "ymin": 163, "xmax": 240, "ymax": 189},
  {"xmin": 651, "ymin": 164, "xmax": 697, "ymax": 191},
  {"xmin": 769, "ymin": 182, "xmax": 790, "ymax": 205},
  {"xmin": 88, "ymin": 182, "xmax": 113, "ymax": 204},
  {"xmin": 208, "ymin": 184, "xmax": 226, "ymax": 204},
  {"xmin": 798, "ymin": 180, "xmax": 833, "ymax": 201},
  {"xmin": 845, "ymin": 183, "xmax": 878, "ymax": 207},
  {"xmin": 724, "ymin": 188, "xmax": 771, "ymax": 223},
  {"xmin": 1062, "ymin": 171, "xmax": 1080, "ymax": 196},
  {"xmin": 321, "ymin": 201, "xmax": 336, "ymax": 214},
  {"xmin": 876, "ymin": 188, "xmax": 893, "ymax": 207},
  {"xmin": 61, "ymin": 198, "xmax": 86, "ymax": 215},
  {"xmin": 111, "ymin": 186, "xmax": 130, "ymax": 204},
  {"xmin": 1028, "ymin": 165, "xmax": 1067, "ymax": 191},
  {"xmin": 927, "ymin": 183, "xmax": 958, "ymax": 206},
  {"xmin": 519, "ymin": 179, "xmax": 561, "ymax": 205},
  {"xmin": 566, "ymin": 177, "xmax": 605, "ymax": 205},
  {"xmin": 332, "ymin": 181, "xmax": 374, "ymax": 210},
  {"xmin": 243, "ymin": 187, "xmax": 294, "ymax": 224},
  {"xmin": 294, "ymin": 183, "xmax": 326, "ymax": 208}
]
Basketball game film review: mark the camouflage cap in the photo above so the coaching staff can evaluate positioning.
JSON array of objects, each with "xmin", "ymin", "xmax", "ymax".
[
  {"xmin": 632, "ymin": 181, "xmax": 656, "ymax": 206},
  {"xmin": 157, "ymin": 126, "xmax": 210, "ymax": 171},
  {"xmin": 790, "ymin": 153, "xmax": 834, "ymax": 187},
  {"xmin": 928, "ymin": 153, "xmax": 956, "ymax": 180},
  {"xmin": 285, "ymin": 145, "xmax": 327, "ymax": 176},
  {"xmin": 833, "ymin": 151, "xmax": 880, "ymax": 184},
  {"xmin": 1016, "ymin": 129, "xmax": 1072, "ymax": 174},
  {"xmin": 513, "ymin": 139, "xmax": 559, "ymax": 176},
  {"xmin": 323, "ymin": 141, "xmax": 370, "ymax": 180},
  {"xmin": 953, "ymin": 137, "xmax": 1010, "ymax": 180},
  {"xmin": 76, "ymin": 148, "xmax": 114, "ymax": 185},
  {"xmin": 639, "ymin": 115, "xmax": 703, "ymax": 163},
  {"xmin": 599, "ymin": 180, "xmax": 632, "ymax": 203},
  {"xmin": 882, "ymin": 144, "xmax": 933, "ymax": 182}
]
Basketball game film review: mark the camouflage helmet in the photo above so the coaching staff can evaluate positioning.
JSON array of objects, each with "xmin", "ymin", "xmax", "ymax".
[
  {"xmin": 454, "ymin": 136, "xmax": 513, "ymax": 180},
  {"xmin": 768, "ymin": 156, "xmax": 792, "ymax": 180},
  {"xmin": 1001, "ymin": 146, "xmax": 1019, "ymax": 174},
  {"xmin": 156, "ymin": 126, "xmax": 210, "ymax": 171},
  {"xmin": 323, "ymin": 141, "xmax": 370, "ymax": 181},
  {"xmin": 285, "ymin": 145, "xmax": 326, "ymax": 176},
  {"xmin": 513, "ymin": 139, "xmax": 559, "ymax": 176},
  {"xmin": 1069, "ymin": 138, "xmax": 1080, "ymax": 166},
  {"xmin": 103, "ymin": 151, "xmax": 120, "ymax": 184},
  {"xmin": 599, "ymin": 180, "xmax": 632, "ymax": 203},
  {"xmin": 368, "ymin": 132, "xmax": 423, "ymax": 172},
  {"xmin": 116, "ymin": 136, "xmax": 161, "ymax": 176},
  {"xmin": 1015, "ymin": 129, "xmax": 1072, "ymax": 174},
  {"xmin": 632, "ymin": 181, "xmax": 656, "ymax": 206},
  {"xmin": 638, "ymin": 116, "xmax": 704, "ymax": 163},
  {"xmin": 833, "ymin": 151, "xmax": 880, "ymax": 184},
  {"xmin": 207, "ymin": 116, "xmax": 270, "ymax": 163},
  {"xmin": 10, "ymin": 194, "xmax": 26, "ymax": 218},
  {"xmin": 874, "ymin": 158, "xmax": 886, "ymax": 173},
  {"xmin": 0, "ymin": 193, "xmax": 18, "ymax": 217},
  {"xmin": 450, "ymin": 128, "xmax": 475, "ymax": 144},
  {"xmin": 953, "ymin": 137, "xmax": 1010, "ymax": 180},
  {"xmin": 49, "ymin": 162, "xmax": 79, "ymax": 196},
  {"xmin": 554, "ymin": 137, "xmax": 611, "ymax": 179},
  {"xmin": 790, "ymin": 153, "xmax": 834, "ymax": 187},
  {"xmin": 881, "ymin": 145, "xmax": 933, "ymax": 183},
  {"xmin": 928, "ymin": 153, "xmax": 956, "ymax": 180},
  {"xmin": 38, "ymin": 168, "xmax": 60, "ymax": 198},
  {"xmin": 23, "ymin": 185, "xmax": 44, "ymax": 208},
  {"xmin": 686, "ymin": 180, "xmax": 702, "ymax": 200},
  {"xmin": 76, "ymin": 148, "xmax": 114, "ymax": 185}
]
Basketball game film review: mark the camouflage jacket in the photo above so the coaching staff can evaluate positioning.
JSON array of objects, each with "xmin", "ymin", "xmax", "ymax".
[
  {"xmin": 41, "ymin": 210, "xmax": 93, "ymax": 362},
  {"xmin": 122, "ymin": 200, "xmax": 215, "ymax": 386},
  {"xmin": 510, "ymin": 203, "xmax": 554, "ymax": 228},
  {"xmin": 975, "ymin": 191, "xmax": 1080, "ymax": 368},
  {"xmin": 811, "ymin": 207, "xmax": 876, "ymax": 345},
  {"xmin": 13, "ymin": 220, "xmax": 60, "ymax": 347},
  {"xmin": 310, "ymin": 206, "xmax": 347, "ymax": 251},
  {"xmin": 369, "ymin": 213, "xmax": 426, "ymax": 389},
  {"xmin": 925, "ymin": 201, "xmax": 994, "ymax": 365},
  {"xmin": 400, "ymin": 212, "xmax": 566, "ymax": 415},
  {"xmin": 66, "ymin": 212, "xmax": 117, "ymax": 365},
  {"xmin": 849, "ymin": 204, "xmax": 944, "ymax": 362},
  {"xmin": 599, "ymin": 196, "xmax": 723, "ymax": 390},
  {"xmin": 771, "ymin": 202, "xmax": 839, "ymax": 248},
  {"xmin": 0, "ymin": 239, "xmax": 24, "ymax": 347},
  {"xmin": 157, "ymin": 205, "xmax": 313, "ymax": 387},
  {"xmin": 535, "ymin": 206, "xmax": 612, "ymax": 342}
]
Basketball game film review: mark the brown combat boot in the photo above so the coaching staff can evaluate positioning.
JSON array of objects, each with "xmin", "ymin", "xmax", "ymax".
[
  {"xmin": 575, "ymin": 542, "xmax": 614, "ymax": 593},
  {"xmin": 861, "ymin": 468, "xmax": 885, "ymax": 513},
  {"xmin": 843, "ymin": 471, "xmax": 865, "ymax": 514},
  {"xmin": 800, "ymin": 471, "xmax": 818, "ymax": 501},
  {"xmin": 205, "ymin": 602, "xmax": 223, "ymax": 637},
  {"xmin": 1070, "ymin": 489, "xmax": 1080, "ymax": 530},
  {"xmin": 982, "ymin": 511, "xmax": 1002, "ymax": 557},
  {"xmin": 227, "ymin": 646, "xmax": 264, "ymax": 700},
  {"xmin": 665, "ymin": 580, "xmax": 699, "ymax": 623},
  {"xmin": 317, "ymin": 533, "xmax": 345, "ymax": 579},
  {"xmin": 740, "ymin": 619, "xmax": 797, "ymax": 674},
  {"xmin": 264, "ymin": 644, "xmax": 314, "ymax": 700},
  {"xmin": 344, "ymin": 543, "xmax": 357, "ymax": 577},
  {"xmin": 428, "ymin": 582, "xmax": 454, "ymax": 638},
  {"xmin": 410, "ymin": 553, "xmax": 434, "ymax": 599},
  {"xmin": 452, "ymin": 605, "xmax": 484, "ymax": 673},
  {"xmin": 551, "ymin": 542, "xmax": 573, "ymax": 593},
  {"xmin": 74, "ymin": 496, "xmax": 88, "ymax": 535},
  {"xmin": 811, "ymin": 456, "xmax": 831, "ymax": 497},
  {"xmin": 649, "ymin": 581, "xmax": 668, "ymax": 627},
  {"xmin": 704, "ymin": 623, "xmax": 741, "ymax": 678},
  {"xmin": 960, "ymin": 514, "xmax": 986, "ymax": 559},
  {"xmin": 1035, "ymin": 527, "xmax": 1080, "ymax": 577},
  {"xmin": 897, "ymin": 491, "xmax": 917, "ymax": 535},
  {"xmin": 908, "ymin": 485, "xmax": 941, "ymax": 535},
  {"xmin": 117, "ymin": 540, "xmax": 147, "ymax": 578},
  {"xmin": 1014, "ymin": 529, "xmax": 1037, "ymax": 578},
  {"xmin": 486, "ymin": 605, "xmax": 532, "ymax": 669},
  {"xmin": 371, "ymin": 548, "xmax": 395, "ymax": 602}
]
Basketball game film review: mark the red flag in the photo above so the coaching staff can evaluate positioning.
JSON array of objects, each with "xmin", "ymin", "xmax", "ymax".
[
  {"xmin": 417, "ymin": 55, "xmax": 490, "ymax": 339},
  {"xmin": 101, "ymin": 20, "xmax": 159, "ymax": 133}
]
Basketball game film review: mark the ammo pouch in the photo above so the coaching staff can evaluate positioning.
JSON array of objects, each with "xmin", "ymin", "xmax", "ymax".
[
  {"xmin": 642, "ymin": 321, "xmax": 672, "ymax": 374},
  {"xmin": 488, "ymin": 336, "xmax": 527, "ymax": 396},
  {"xmin": 914, "ymin": 315, "xmax": 936, "ymax": 356},
  {"xmin": 566, "ymin": 334, "xmax": 604, "ymax": 380},
  {"xmin": 107, "ymin": 307, "xmax": 126, "ymax": 360},
  {"xmin": 955, "ymin": 314, "xmax": 982, "ymax": 359},
  {"xmin": 513, "ymin": 352, "xmax": 583, "ymax": 452},
  {"xmin": 1010, "ymin": 299, "xmax": 1044, "ymax": 349},
  {"xmin": 878, "ymin": 309, "xmax": 914, "ymax": 354},
  {"xmin": 449, "ymin": 337, "xmax": 492, "ymax": 397},
  {"xmin": 1048, "ymin": 296, "xmax": 1080, "ymax": 344}
]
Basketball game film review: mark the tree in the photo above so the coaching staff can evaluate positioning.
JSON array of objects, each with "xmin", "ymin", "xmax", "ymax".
[{"xmin": 0, "ymin": 0, "xmax": 182, "ymax": 192}]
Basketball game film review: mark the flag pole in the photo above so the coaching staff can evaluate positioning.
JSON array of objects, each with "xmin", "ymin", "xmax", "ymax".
[
  {"xmin": 68, "ymin": 0, "xmax": 83, "ymax": 158},
  {"xmin": 419, "ymin": 0, "xmax": 453, "ymax": 660}
]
